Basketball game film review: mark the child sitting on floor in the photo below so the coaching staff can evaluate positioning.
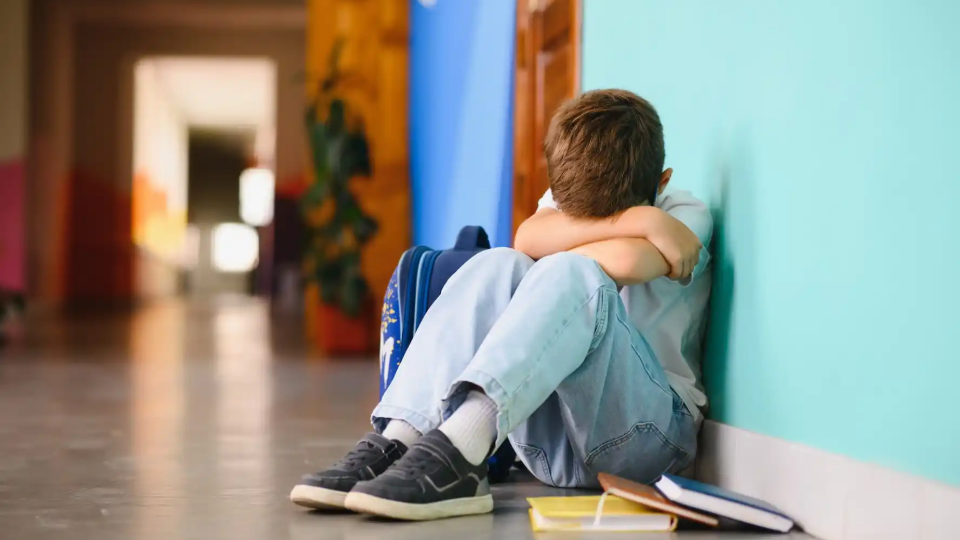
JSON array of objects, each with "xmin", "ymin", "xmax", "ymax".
[{"xmin": 291, "ymin": 89, "xmax": 713, "ymax": 521}]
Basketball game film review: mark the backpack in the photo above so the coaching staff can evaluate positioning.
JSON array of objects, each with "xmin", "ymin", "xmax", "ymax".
[{"xmin": 379, "ymin": 225, "xmax": 516, "ymax": 482}]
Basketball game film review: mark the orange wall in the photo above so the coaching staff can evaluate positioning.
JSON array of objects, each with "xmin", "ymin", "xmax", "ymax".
[{"xmin": 306, "ymin": 0, "xmax": 410, "ymax": 302}]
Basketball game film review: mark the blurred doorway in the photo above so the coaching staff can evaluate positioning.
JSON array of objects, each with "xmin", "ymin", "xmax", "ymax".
[
  {"xmin": 30, "ymin": 0, "xmax": 305, "ymax": 306},
  {"xmin": 186, "ymin": 129, "xmax": 255, "ymax": 297},
  {"xmin": 131, "ymin": 57, "xmax": 277, "ymax": 300}
]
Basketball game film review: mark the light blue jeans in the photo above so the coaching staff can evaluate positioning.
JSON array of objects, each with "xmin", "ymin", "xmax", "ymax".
[{"xmin": 372, "ymin": 248, "xmax": 698, "ymax": 488}]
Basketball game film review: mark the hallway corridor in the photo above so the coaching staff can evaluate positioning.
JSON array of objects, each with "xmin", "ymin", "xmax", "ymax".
[{"xmin": 0, "ymin": 299, "xmax": 808, "ymax": 539}]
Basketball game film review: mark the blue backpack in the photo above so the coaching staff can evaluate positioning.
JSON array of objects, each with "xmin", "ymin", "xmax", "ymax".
[{"xmin": 379, "ymin": 226, "xmax": 516, "ymax": 482}]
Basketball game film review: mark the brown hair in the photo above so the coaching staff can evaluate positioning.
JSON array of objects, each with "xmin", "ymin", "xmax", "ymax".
[{"xmin": 544, "ymin": 89, "xmax": 665, "ymax": 218}]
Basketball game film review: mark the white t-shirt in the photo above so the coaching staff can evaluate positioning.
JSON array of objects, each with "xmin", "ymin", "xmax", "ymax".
[{"xmin": 537, "ymin": 188, "xmax": 713, "ymax": 422}]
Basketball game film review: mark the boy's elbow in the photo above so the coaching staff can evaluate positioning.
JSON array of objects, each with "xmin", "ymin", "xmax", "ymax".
[
  {"xmin": 514, "ymin": 209, "xmax": 565, "ymax": 259},
  {"xmin": 513, "ymin": 222, "xmax": 542, "ymax": 259},
  {"xmin": 513, "ymin": 237, "xmax": 540, "ymax": 260}
]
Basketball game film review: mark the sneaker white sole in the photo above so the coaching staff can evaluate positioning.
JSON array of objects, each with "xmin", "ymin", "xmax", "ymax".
[
  {"xmin": 344, "ymin": 491, "xmax": 494, "ymax": 521},
  {"xmin": 289, "ymin": 485, "xmax": 349, "ymax": 509}
]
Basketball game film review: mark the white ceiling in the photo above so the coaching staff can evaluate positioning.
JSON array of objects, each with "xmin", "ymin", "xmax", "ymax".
[{"xmin": 148, "ymin": 57, "xmax": 277, "ymax": 129}]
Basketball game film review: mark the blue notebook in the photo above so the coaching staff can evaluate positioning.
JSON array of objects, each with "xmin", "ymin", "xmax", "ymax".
[{"xmin": 655, "ymin": 475, "xmax": 794, "ymax": 532}]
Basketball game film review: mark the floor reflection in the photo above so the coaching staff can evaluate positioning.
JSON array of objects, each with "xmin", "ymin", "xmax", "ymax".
[
  {"xmin": 130, "ymin": 300, "xmax": 186, "ymax": 540},
  {"xmin": 0, "ymin": 297, "xmax": 384, "ymax": 540},
  {"xmin": 0, "ymin": 297, "xmax": 784, "ymax": 539}
]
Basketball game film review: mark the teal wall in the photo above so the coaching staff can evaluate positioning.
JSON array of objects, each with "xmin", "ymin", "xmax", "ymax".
[{"xmin": 583, "ymin": 0, "xmax": 960, "ymax": 486}]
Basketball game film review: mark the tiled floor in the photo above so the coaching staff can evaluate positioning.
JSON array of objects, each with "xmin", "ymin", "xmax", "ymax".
[{"xmin": 0, "ymin": 297, "xmax": 812, "ymax": 540}]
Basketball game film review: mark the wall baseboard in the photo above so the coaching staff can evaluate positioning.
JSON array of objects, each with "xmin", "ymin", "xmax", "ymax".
[{"xmin": 695, "ymin": 420, "xmax": 959, "ymax": 540}]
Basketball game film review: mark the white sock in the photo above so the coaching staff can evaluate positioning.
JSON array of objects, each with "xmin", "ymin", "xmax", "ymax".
[
  {"xmin": 382, "ymin": 419, "xmax": 421, "ymax": 448},
  {"xmin": 439, "ymin": 390, "xmax": 498, "ymax": 466}
]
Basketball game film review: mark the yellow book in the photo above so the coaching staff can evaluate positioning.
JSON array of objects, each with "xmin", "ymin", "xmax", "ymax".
[{"xmin": 527, "ymin": 495, "xmax": 678, "ymax": 532}]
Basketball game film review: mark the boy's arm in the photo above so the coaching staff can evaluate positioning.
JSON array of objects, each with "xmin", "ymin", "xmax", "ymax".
[
  {"xmin": 514, "ymin": 206, "xmax": 658, "ymax": 260},
  {"xmin": 515, "ymin": 206, "xmax": 702, "ymax": 279},
  {"xmin": 569, "ymin": 238, "xmax": 671, "ymax": 287}
]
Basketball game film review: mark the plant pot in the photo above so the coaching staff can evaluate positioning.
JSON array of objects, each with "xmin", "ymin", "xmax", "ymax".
[
  {"xmin": 310, "ymin": 296, "xmax": 375, "ymax": 357},
  {"xmin": 304, "ymin": 284, "xmax": 321, "ymax": 344}
]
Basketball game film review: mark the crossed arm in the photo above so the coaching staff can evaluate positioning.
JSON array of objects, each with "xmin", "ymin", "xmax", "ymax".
[{"xmin": 513, "ymin": 206, "xmax": 702, "ymax": 287}]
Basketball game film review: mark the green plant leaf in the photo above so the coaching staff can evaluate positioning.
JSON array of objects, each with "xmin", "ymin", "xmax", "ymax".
[
  {"xmin": 300, "ymin": 41, "xmax": 379, "ymax": 316},
  {"xmin": 327, "ymin": 100, "xmax": 346, "ymax": 135}
]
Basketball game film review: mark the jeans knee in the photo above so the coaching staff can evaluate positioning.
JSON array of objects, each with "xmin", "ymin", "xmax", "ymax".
[
  {"xmin": 529, "ymin": 252, "xmax": 614, "ymax": 290},
  {"xmin": 534, "ymin": 251, "xmax": 601, "ymax": 275},
  {"xmin": 474, "ymin": 247, "xmax": 535, "ymax": 268},
  {"xmin": 449, "ymin": 248, "xmax": 534, "ymax": 288}
]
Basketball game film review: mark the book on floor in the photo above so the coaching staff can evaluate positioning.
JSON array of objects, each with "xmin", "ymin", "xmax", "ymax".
[
  {"xmin": 654, "ymin": 474, "xmax": 794, "ymax": 532},
  {"xmin": 597, "ymin": 472, "xmax": 719, "ymax": 527},
  {"xmin": 527, "ymin": 495, "xmax": 678, "ymax": 532}
]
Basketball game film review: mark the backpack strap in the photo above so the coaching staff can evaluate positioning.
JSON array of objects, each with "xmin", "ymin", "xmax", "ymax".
[{"xmin": 454, "ymin": 226, "xmax": 490, "ymax": 251}]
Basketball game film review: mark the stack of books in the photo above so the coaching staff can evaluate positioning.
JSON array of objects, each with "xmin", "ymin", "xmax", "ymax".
[{"xmin": 527, "ymin": 473, "xmax": 794, "ymax": 533}]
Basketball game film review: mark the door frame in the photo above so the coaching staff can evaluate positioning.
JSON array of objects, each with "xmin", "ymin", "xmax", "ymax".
[{"xmin": 511, "ymin": 0, "xmax": 582, "ymax": 240}]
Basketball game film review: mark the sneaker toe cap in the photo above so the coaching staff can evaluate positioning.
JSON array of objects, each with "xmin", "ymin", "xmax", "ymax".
[
  {"xmin": 298, "ymin": 472, "xmax": 356, "ymax": 492},
  {"xmin": 351, "ymin": 478, "xmax": 425, "ymax": 502}
]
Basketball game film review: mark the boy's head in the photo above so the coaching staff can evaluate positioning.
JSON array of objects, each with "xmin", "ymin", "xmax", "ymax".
[{"xmin": 544, "ymin": 89, "xmax": 671, "ymax": 219}]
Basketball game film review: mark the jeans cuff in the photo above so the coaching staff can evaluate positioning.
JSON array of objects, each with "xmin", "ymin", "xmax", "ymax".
[
  {"xmin": 444, "ymin": 368, "xmax": 512, "ymax": 449},
  {"xmin": 370, "ymin": 403, "xmax": 437, "ymax": 436}
]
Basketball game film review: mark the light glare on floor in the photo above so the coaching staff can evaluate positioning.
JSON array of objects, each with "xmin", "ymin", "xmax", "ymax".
[{"xmin": 212, "ymin": 223, "xmax": 259, "ymax": 272}]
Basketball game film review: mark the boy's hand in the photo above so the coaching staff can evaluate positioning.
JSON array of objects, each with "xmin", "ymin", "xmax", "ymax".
[{"xmin": 632, "ymin": 207, "xmax": 702, "ymax": 280}]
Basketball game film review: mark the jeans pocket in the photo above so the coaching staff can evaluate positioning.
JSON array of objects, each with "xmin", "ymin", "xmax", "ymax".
[
  {"xmin": 584, "ymin": 422, "xmax": 688, "ymax": 485},
  {"xmin": 511, "ymin": 441, "xmax": 555, "ymax": 486}
]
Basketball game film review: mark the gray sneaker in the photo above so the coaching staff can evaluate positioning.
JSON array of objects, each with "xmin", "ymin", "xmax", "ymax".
[
  {"xmin": 290, "ymin": 433, "xmax": 407, "ymax": 509},
  {"xmin": 344, "ymin": 430, "xmax": 493, "ymax": 520}
]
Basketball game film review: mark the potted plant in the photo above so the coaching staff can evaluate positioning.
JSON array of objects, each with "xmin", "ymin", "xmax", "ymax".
[{"xmin": 301, "ymin": 43, "xmax": 379, "ymax": 355}]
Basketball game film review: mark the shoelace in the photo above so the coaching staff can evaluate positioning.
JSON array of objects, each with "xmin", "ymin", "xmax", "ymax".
[{"xmin": 333, "ymin": 440, "xmax": 384, "ymax": 470}]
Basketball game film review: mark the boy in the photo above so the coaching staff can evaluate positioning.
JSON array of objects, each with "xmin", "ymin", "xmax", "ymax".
[{"xmin": 290, "ymin": 89, "xmax": 712, "ymax": 521}]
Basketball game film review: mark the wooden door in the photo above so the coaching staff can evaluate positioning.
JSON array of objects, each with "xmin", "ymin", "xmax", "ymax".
[{"xmin": 512, "ymin": 0, "xmax": 581, "ymax": 239}]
